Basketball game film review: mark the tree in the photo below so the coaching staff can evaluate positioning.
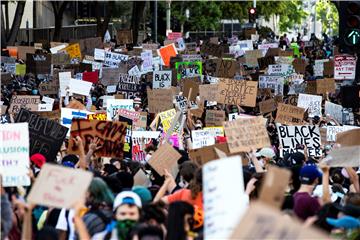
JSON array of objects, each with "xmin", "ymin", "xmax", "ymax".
[
  {"xmin": 50, "ymin": 1, "xmax": 69, "ymax": 41},
  {"xmin": 316, "ymin": 0, "xmax": 339, "ymax": 36},
  {"xmin": 277, "ymin": 1, "xmax": 308, "ymax": 33},
  {"xmin": 95, "ymin": 1, "xmax": 115, "ymax": 39},
  {"xmin": 1, "ymin": 0, "xmax": 26, "ymax": 47},
  {"xmin": 131, "ymin": 1, "xmax": 147, "ymax": 44}
]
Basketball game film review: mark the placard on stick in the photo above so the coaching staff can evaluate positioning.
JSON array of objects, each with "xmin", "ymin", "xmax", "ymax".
[
  {"xmin": 147, "ymin": 142, "xmax": 181, "ymax": 177},
  {"xmin": 224, "ymin": 116, "xmax": 270, "ymax": 153},
  {"xmin": 27, "ymin": 164, "xmax": 93, "ymax": 209},
  {"xmin": 68, "ymin": 119, "xmax": 127, "ymax": 157}
]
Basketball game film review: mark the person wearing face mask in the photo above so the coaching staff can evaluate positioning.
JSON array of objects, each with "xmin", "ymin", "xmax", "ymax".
[{"xmin": 92, "ymin": 191, "xmax": 142, "ymax": 240}]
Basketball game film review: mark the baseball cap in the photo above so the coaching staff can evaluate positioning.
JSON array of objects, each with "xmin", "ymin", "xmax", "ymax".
[
  {"xmin": 113, "ymin": 191, "xmax": 142, "ymax": 210},
  {"xmin": 255, "ymin": 148, "xmax": 275, "ymax": 159},
  {"xmin": 30, "ymin": 153, "xmax": 46, "ymax": 168},
  {"xmin": 299, "ymin": 165, "xmax": 322, "ymax": 184}
]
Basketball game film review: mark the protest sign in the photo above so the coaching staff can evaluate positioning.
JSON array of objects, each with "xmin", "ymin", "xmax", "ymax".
[
  {"xmin": 322, "ymin": 146, "xmax": 360, "ymax": 167},
  {"xmin": 141, "ymin": 50, "xmax": 153, "ymax": 72},
  {"xmin": 217, "ymin": 78, "xmax": 258, "ymax": 107},
  {"xmin": 259, "ymin": 75, "xmax": 284, "ymax": 95},
  {"xmin": 297, "ymin": 93, "xmax": 322, "ymax": 117},
  {"xmin": 64, "ymin": 43, "xmax": 81, "ymax": 60},
  {"xmin": 159, "ymin": 109, "xmax": 177, "ymax": 133},
  {"xmin": 314, "ymin": 59, "xmax": 328, "ymax": 77},
  {"xmin": 316, "ymin": 78, "xmax": 335, "ymax": 94},
  {"xmin": 36, "ymin": 110, "xmax": 60, "ymax": 120},
  {"xmin": 101, "ymin": 67, "xmax": 121, "ymax": 86},
  {"xmin": 133, "ymin": 169, "xmax": 151, "ymax": 186},
  {"xmin": 61, "ymin": 108, "xmax": 90, "ymax": 135},
  {"xmin": 66, "ymin": 99, "xmax": 86, "ymax": 110},
  {"xmin": 200, "ymin": 42, "xmax": 224, "ymax": 58},
  {"xmin": 199, "ymin": 84, "xmax": 218, "ymax": 102},
  {"xmin": 259, "ymin": 98, "xmax": 277, "ymax": 114},
  {"xmin": 27, "ymin": 164, "xmax": 93, "ymax": 209},
  {"xmin": 87, "ymin": 113, "xmax": 107, "ymax": 121},
  {"xmin": 26, "ymin": 53, "xmax": 51, "ymax": 75},
  {"xmin": 230, "ymin": 201, "xmax": 327, "ymax": 239},
  {"xmin": 203, "ymin": 156, "xmax": 247, "ymax": 239},
  {"xmin": 174, "ymin": 95, "xmax": 188, "ymax": 112},
  {"xmin": 157, "ymin": 44, "xmax": 178, "ymax": 67},
  {"xmin": 334, "ymin": 55, "xmax": 356, "ymax": 80},
  {"xmin": 183, "ymin": 78, "xmax": 200, "ymax": 101},
  {"xmin": 277, "ymin": 124, "xmax": 322, "ymax": 157},
  {"xmin": 326, "ymin": 125, "xmax": 358, "ymax": 142},
  {"xmin": 324, "ymin": 60, "xmax": 334, "ymax": 76},
  {"xmin": 132, "ymin": 131, "xmax": 161, "ymax": 162},
  {"xmin": 167, "ymin": 32, "xmax": 182, "ymax": 40},
  {"xmin": 82, "ymin": 71, "xmax": 99, "ymax": 83},
  {"xmin": 117, "ymin": 29, "xmax": 133, "ymax": 44},
  {"xmin": 189, "ymin": 143, "xmax": 229, "ymax": 166},
  {"xmin": 77, "ymin": 37, "xmax": 103, "ymax": 56},
  {"xmin": 245, "ymin": 49, "xmax": 263, "ymax": 67},
  {"xmin": 153, "ymin": 70, "xmax": 172, "ymax": 89},
  {"xmin": 68, "ymin": 79, "xmax": 92, "ymax": 96},
  {"xmin": 203, "ymin": 126, "xmax": 225, "ymax": 137},
  {"xmin": 37, "ymin": 104, "xmax": 53, "ymax": 112},
  {"xmin": 9, "ymin": 95, "xmax": 41, "ymax": 114},
  {"xmin": 59, "ymin": 71, "xmax": 72, "ymax": 97},
  {"xmin": 118, "ymin": 73, "xmax": 141, "ymax": 99},
  {"xmin": 224, "ymin": 116, "xmax": 270, "ymax": 153},
  {"xmin": 15, "ymin": 109, "xmax": 68, "ymax": 162},
  {"xmin": 275, "ymin": 103, "xmax": 305, "ymax": 125},
  {"xmin": 191, "ymin": 130, "xmax": 216, "ymax": 149},
  {"xmin": 148, "ymin": 142, "xmax": 181, "ymax": 177},
  {"xmin": 68, "ymin": 119, "xmax": 127, "ymax": 157},
  {"xmin": 175, "ymin": 61, "xmax": 202, "ymax": 80},
  {"xmin": 259, "ymin": 166, "xmax": 291, "ymax": 209},
  {"xmin": 258, "ymin": 56, "xmax": 275, "ymax": 70},
  {"xmin": 104, "ymin": 51, "xmax": 129, "ymax": 67},
  {"xmin": 336, "ymin": 128, "xmax": 360, "ymax": 147},
  {"xmin": 94, "ymin": 48, "xmax": 105, "ymax": 61},
  {"xmin": 147, "ymin": 88, "xmax": 174, "ymax": 113},
  {"xmin": 51, "ymin": 53, "xmax": 71, "ymax": 65},
  {"xmin": 106, "ymin": 99, "xmax": 134, "ymax": 120},
  {"xmin": 205, "ymin": 110, "xmax": 225, "ymax": 127},
  {"xmin": 267, "ymin": 64, "xmax": 291, "ymax": 76},
  {"xmin": 325, "ymin": 101, "xmax": 343, "ymax": 123},
  {"xmin": 0, "ymin": 123, "xmax": 30, "ymax": 187},
  {"xmin": 292, "ymin": 58, "xmax": 307, "ymax": 74},
  {"xmin": 50, "ymin": 43, "xmax": 67, "ymax": 54}
]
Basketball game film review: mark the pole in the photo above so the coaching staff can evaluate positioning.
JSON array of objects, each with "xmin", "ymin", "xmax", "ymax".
[
  {"xmin": 154, "ymin": 0, "xmax": 158, "ymax": 43},
  {"xmin": 253, "ymin": 0, "xmax": 256, "ymax": 8},
  {"xmin": 166, "ymin": 0, "xmax": 171, "ymax": 33}
]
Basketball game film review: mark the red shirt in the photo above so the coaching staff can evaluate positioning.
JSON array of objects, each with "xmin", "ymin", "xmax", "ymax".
[{"xmin": 167, "ymin": 189, "xmax": 203, "ymax": 210}]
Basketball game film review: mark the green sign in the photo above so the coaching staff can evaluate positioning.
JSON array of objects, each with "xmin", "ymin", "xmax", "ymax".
[{"xmin": 175, "ymin": 61, "xmax": 203, "ymax": 80}]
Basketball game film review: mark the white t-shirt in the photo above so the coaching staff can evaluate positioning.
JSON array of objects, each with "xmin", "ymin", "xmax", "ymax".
[{"xmin": 56, "ymin": 208, "xmax": 75, "ymax": 240}]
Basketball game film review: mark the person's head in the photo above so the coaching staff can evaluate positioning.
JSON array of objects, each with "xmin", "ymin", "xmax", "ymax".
[
  {"xmin": 166, "ymin": 201, "xmax": 194, "ymax": 240},
  {"xmin": 110, "ymin": 158, "xmax": 122, "ymax": 170},
  {"xmin": 256, "ymin": 147, "xmax": 275, "ymax": 164},
  {"xmin": 299, "ymin": 165, "xmax": 322, "ymax": 186},
  {"xmin": 132, "ymin": 186, "xmax": 153, "ymax": 205},
  {"xmin": 131, "ymin": 224, "xmax": 164, "ymax": 240},
  {"xmin": 113, "ymin": 171, "xmax": 134, "ymax": 190},
  {"xmin": 30, "ymin": 153, "xmax": 46, "ymax": 169},
  {"xmin": 189, "ymin": 168, "xmax": 202, "ymax": 199},
  {"xmin": 140, "ymin": 202, "xmax": 166, "ymax": 226},
  {"xmin": 102, "ymin": 163, "xmax": 118, "ymax": 176},
  {"xmin": 113, "ymin": 191, "xmax": 142, "ymax": 221},
  {"xmin": 86, "ymin": 177, "xmax": 114, "ymax": 209},
  {"xmin": 179, "ymin": 162, "xmax": 198, "ymax": 188}
]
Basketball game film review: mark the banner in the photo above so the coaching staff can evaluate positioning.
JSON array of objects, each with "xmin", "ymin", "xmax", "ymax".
[
  {"xmin": 0, "ymin": 123, "xmax": 30, "ymax": 187},
  {"xmin": 15, "ymin": 109, "xmax": 68, "ymax": 162},
  {"xmin": 277, "ymin": 125, "xmax": 322, "ymax": 157}
]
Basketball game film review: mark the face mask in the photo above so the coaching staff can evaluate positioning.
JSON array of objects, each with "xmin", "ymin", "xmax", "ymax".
[{"xmin": 116, "ymin": 219, "xmax": 136, "ymax": 240}]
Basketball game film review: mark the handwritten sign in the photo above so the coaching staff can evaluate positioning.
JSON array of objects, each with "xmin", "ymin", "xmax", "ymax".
[
  {"xmin": 153, "ymin": 70, "xmax": 172, "ymax": 89},
  {"xmin": 259, "ymin": 75, "xmax": 284, "ymax": 95},
  {"xmin": 277, "ymin": 124, "xmax": 322, "ymax": 157},
  {"xmin": 175, "ymin": 61, "xmax": 203, "ymax": 80},
  {"xmin": 118, "ymin": 73, "xmax": 141, "ymax": 99},
  {"xmin": 87, "ymin": 113, "xmax": 107, "ymax": 121},
  {"xmin": 106, "ymin": 99, "xmax": 134, "ymax": 120},
  {"xmin": 297, "ymin": 93, "xmax": 322, "ymax": 117},
  {"xmin": 0, "ymin": 123, "xmax": 30, "ymax": 187},
  {"xmin": 326, "ymin": 125, "xmax": 358, "ymax": 142},
  {"xmin": 224, "ymin": 116, "xmax": 270, "ymax": 153},
  {"xmin": 101, "ymin": 67, "xmax": 121, "ymax": 86},
  {"xmin": 15, "ymin": 109, "xmax": 68, "ymax": 162},
  {"xmin": 259, "ymin": 98, "xmax": 277, "ymax": 114},
  {"xmin": 205, "ymin": 110, "xmax": 225, "ymax": 127},
  {"xmin": 147, "ymin": 88, "xmax": 174, "ymax": 113},
  {"xmin": 68, "ymin": 119, "xmax": 127, "ymax": 157},
  {"xmin": 27, "ymin": 164, "xmax": 93, "ymax": 208},
  {"xmin": 275, "ymin": 103, "xmax": 305, "ymax": 125},
  {"xmin": 26, "ymin": 53, "xmax": 51, "ymax": 75},
  {"xmin": 104, "ymin": 51, "xmax": 129, "ymax": 67},
  {"xmin": 199, "ymin": 84, "xmax": 218, "ymax": 102},
  {"xmin": 325, "ymin": 101, "xmax": 343, "ymax": 124},
  {"xmin": 64, "ymin": 43, "xmax": 82, "ymax": 60},
  {"xmin": 148, "ymin": 142, "xmax": 181, "ymax": 177},
  {"xmin": 9, "ymin": 95, "xmax": 41, "ymax": 114},
  {"xmin": 200, "ymin": 42, "xmax": 224, "ymax": 58},
  {"xmin": 141, "ymin": 50, "xmax": 153, "ymax": 72},
  {"xmin": 316, "ymin": 78, "xmax": 335, "ymax": 94},
  {"xmin": 217, "ymin": 78, "xmax": 258, "ymax": 107},
  {"xmin": 191, "ymin": 130, "xmax": 216, "ymax": 149}
]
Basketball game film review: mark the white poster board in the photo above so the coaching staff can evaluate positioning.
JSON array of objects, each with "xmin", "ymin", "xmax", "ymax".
[{"xmin": 297, "ymin": 93, "xmax": 322, "ymax": 117}]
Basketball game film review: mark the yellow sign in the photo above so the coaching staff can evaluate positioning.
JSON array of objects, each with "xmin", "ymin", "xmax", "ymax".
[
  {"xmin": 159, "ymin": 109, "xmax": 176, "ymax": 133},
  {"xmin": 15, "ymin": 64, "xmax": 26, "ymax": 76},
  {"xmin": 64, "ymin": 43, "xmax": 81, "ymax": 60}
]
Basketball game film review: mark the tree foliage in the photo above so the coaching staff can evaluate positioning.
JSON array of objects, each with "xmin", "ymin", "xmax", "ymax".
[
  {"xmin": 316, "ymin": 0, "xmax": 339, "ymax": 36},
  {"xmin": 277, "ymin": 1, "xmax": 308, "ymax": 33}
]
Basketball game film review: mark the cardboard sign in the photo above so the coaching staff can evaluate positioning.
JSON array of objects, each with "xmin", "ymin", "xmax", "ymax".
[
  {"xmin": 224, "ymin": 116, "xmax": 270, "ymax": 153},
  {"xmin": 200, "ymin": 42, "xmax": 224, "ymax": 58},
  {"xmin": 292, "ymin": 58, "xmax": 307, "ymax": 74},
  {"xmin": 68, "ymin": 119, "xmax": 127, "ymax": 157},
  {"xmin": 147, "ymin": 88, "xmax": 174, "ymax": 113},
  {"xmin": 334, "ymin": 55, "xmax": 356, "ymax": 80},
  {"xmin": 60, "ymin": 108, "xmax": 90, "ymax": 135},
  {"xmin": 258, "ymin": 56, "xmax": 275, "ymax": 70},
  {"xmin": 153, "ymin": 70, "xmax": 172, "ymax": 89},
  {"xmin": 27, "ymin": 164, "xmax": 93, "ymax": 208},
  {"xmin": 323, "ymin": 60, "xmax": 334, "ymax": 76},
  {"xmin": 9, "ymin": 95, "xmax": 41, "ymax": 114},
  {"xmin": 17, "ymin": 46, "xmax": 36, "ymax": 60},
  {"xmin": 158, "ymin": 108, "xmax": 177, "ymax": 133},
  {"xmin": 148, "ymin": 142, "xmax": 181, "ymax": 177},
  {"xmin": 0, "ymin": 123, "xmax": 30, "ymax": 187},
  {"xmin": 52, "ymin": 53, "xmax": 71, "ymax": 65},
  {"xmin": 77, "ymin": 37, "xmax": 103, "ymax": 57},
  {"xmin": 275, "ymin": 103, "xmax": 305, "ymax": 125},
  {"xmin": 101, "ymin": 67, "xmax": 121, "ymax": 86},
  {"xmin": 205, "ymin": 110, "xmax": 225, "ymax": 127},
  {"xmin": 217, "ymin": 78, "xmax": 258, "ymax": 107},
  {"xmin": 104, "ymin": 51, "xmax": 129, "ymax": 67},
  {"xmin": 106, "ymin": 99, "xmax": 134, "ymax": 120},
  {"xmin": 157, "ymin": 44, "xmax": 178, "ymax": 67},
  {"xmin": 230, "ymin": 201, "xmax": 327, "ymax": 239},
  {"xmin": 325, "ymin": 101, "xmax": 343, "ymax": 123},
  {"xmin": 316, "ymin": 78, "xmax": 335, "ymax": 94},
  {"xmin": 323, "ymin": 146, "xmax": 360, "ymax": 167},
  {"xmin": 203, "ymin": 156, "xmax": 247, "ymax": 239},
  {"xmin": 64, "ymin": 43, "xmax": 82, "ymax": 60},
  {"xmin": 297, "ymin": 93, "xmax": 322, "ymax": 117},
  {"xmin": 191, "ymin": 130, "xmax": 216, "ymax": 149},
  {"xmin": 259, "ymin": 98, "xmax": 277, "ymax": 114},
  {"xmin": 277, "ymin": 125, "xmax": 322, "ymax": 157},
  {"xmin": 244, "ymin": 49, "xmax": 263, "ymax": 67},
  {"xmin": 183, "ymin": 78, "xmax": 200, "ymax": 102},
  {"xmin": 189, "ymin": 143, "xmax": 230, "ymax": 166},
  {"xmin": 26, "ymin": 54, "xmax": 51, "ymax": 75},
  {"xmin": 118, "ymin": 73, "xmax": 141, "ymax": 99},
  {"xmin": 259, "ymin": 75, "xmax": 284, "ymax": 95},
  {"xmin": 336, "ymin": 128, "xmax": 360, "ymax": 148},
  {"xmin": 199, "ymin": 84, "xmax": 218, "ymax": 102},
  {"xmin": 117, "ymin": 29, "xmax": 133, "ymax": 44},
  {"xmin": 15, "ymin": 109, "xmax": 68, "ymax": 162},
  {"xmin": 259, "ymin": 166, "xmax": 291, "ymax": 209}
]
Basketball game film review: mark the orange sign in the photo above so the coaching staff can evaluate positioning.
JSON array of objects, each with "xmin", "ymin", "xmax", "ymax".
[{"xmin": 157, "ymin": 43, "xmax": 177, "ymax": 67}]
